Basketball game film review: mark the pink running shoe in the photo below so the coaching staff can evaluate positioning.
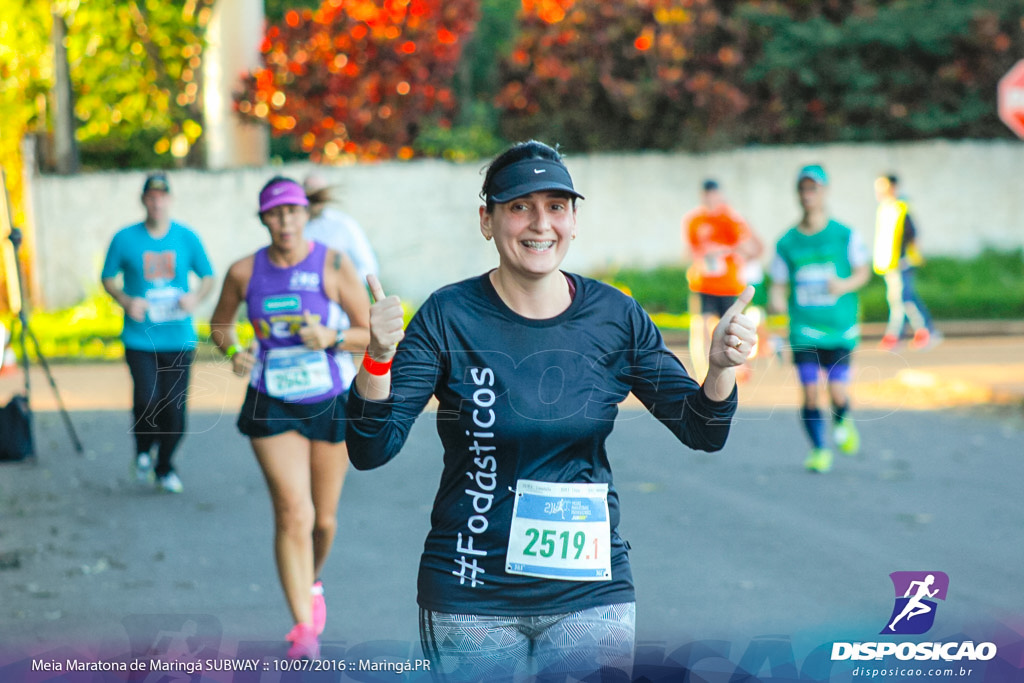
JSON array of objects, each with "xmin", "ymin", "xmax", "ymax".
[
  {"xmin": 311, "ymin": 581, "xmax": 326, "ymax": 635},
  {"xmin": 285, "ymin": 622, "xmax": 320, "ymax": 660}
]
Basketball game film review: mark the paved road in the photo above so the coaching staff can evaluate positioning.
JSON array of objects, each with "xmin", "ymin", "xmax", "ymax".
[{"xmin": 1, "ymin": 340, "xmax": 1023, "ymax": 680}]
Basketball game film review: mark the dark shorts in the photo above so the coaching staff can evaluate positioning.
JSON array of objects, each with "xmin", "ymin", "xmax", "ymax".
[
  {"xmin": 792, "ymin": 347, "xmax": 853, "ymax": 385},
  {"xmin": 698, "ymin": 292, "xmax": 738, "ymax": 318},
  {"xmin": 236, "ymin": 385, "xmax": 348, "ymax": 442}
]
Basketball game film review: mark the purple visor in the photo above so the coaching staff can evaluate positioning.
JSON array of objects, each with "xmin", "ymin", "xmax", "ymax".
[{"xmin": 259, "ymin": 179, "xmax": 310, "ymax": 213}]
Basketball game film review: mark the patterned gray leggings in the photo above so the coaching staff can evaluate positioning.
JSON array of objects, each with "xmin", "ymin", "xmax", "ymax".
[{"xmin": 419, "ymin": 602, "xmax": 635, "ymax": 682}]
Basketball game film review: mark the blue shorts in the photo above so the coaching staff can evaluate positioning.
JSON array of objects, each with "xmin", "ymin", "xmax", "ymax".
[
  {"xmin": 236, "ymin": 386, "xmax": 348, "ymax": 442},
  {"xmin": 792, "ymin": 347, "xmax": 852, "ymax": 385}
]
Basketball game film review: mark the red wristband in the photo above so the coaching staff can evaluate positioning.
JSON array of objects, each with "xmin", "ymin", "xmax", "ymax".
[{"xmin": 362, "ymin": 352, "xmax": 393, "ymax": 376}]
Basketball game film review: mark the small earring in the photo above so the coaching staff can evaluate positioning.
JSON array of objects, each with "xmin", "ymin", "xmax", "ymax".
[{"xmin": 571, "ymin": 233, "xmax": 577, "ymax": 240}]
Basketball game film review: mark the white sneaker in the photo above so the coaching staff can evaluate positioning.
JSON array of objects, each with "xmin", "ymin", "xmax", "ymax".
[
  {"xmin": 156, "ymin": 472, "xmax": 183, "ymax": 494},
  {"xmin": 134, "ymin": 453, "xmax": 154, "ymax": 483}
]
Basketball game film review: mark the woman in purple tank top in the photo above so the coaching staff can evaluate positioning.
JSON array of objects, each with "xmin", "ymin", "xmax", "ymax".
[{"xmin": 210, "ymin": 176, "xmax": 371, "ymax": 659}]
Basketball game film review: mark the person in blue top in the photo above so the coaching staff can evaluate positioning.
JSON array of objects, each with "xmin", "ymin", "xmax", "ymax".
[
  {"xmin": 101, "ymin": 173, "xmax": 215, "ymax": 493},
  {"xmin": 345, "ymin": 141, "xmax": 756, "ymax": 682}
]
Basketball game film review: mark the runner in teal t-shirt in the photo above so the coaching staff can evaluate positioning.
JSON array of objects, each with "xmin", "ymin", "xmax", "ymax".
[
  {"xmin": 101, "ymin": 173, "xmax": 215, "ymax": 492},
  {"xmin": 769, "ymin": 165, "xmax": 871, "ymax": 473}
]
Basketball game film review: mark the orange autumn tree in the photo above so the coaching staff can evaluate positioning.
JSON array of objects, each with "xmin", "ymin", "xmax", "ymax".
[
  {"xmin": 497, "ymin": 0, "xmax": 749, "ymax": 151},
  {"xmin": 236, "ymin": 0, "xmax": 478, "ymax": 161}
]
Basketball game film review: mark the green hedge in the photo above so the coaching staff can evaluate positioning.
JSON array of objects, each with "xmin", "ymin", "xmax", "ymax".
[
  {"xmin": 596, "ymin": 248, "xmax": 1024, "ymax": 323},
  {"xmin": 1, "ymin": 289, "xmax": 415, "ymax": 363},
  {"xmin": 1, "ymin": 288, "xmax": 256, "ymax": 364},
  {"xmin": 592, "ymin": 265, "xmax": 691, "ymax": 314},
  {"xmin": 3, "ymin": 250, "xmax": 1021, "ymax": 362},
  {"xmin": 861, "ymin": 249, "xmax": 1024, "ymax": 321}
]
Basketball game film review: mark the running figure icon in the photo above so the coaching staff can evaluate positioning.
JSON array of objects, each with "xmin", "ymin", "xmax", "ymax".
[
  {"xmin": 882, "ymin": 571, "xmax": 949, "ymax": 635},
  {"xmin": 888, "ymin": 574, "xmax": 939, "ymax": 632}
]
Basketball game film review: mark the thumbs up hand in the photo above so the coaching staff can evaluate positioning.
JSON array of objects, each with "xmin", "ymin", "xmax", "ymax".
[
  {"xmin": 366, "ymin": 274, "xmax": 405, "ymax": 362},
  {"xmin": 299, "ymin": 310, "xmax": 333, "ymax": 350},
  {"xmin": 708, "ymin": 286, "xmax": 757, "ymax": 372}
]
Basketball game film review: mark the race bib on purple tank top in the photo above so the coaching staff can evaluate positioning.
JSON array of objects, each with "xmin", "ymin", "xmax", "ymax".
[{"xmin": 245, "ymin": 241, "xmax": 347, "ymax": 404}]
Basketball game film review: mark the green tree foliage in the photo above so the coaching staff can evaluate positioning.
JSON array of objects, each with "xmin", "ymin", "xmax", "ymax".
[
  {"xmin": 411, "ymin": 0, "xmax": 517, "ymax": 160},
  {"xmin": 6, "ymin": 0, "xmax": 1023, "ymax": 175},
  {"xmin": 235, "ymin": 0, "xmax": 479, "ymax": 161},
  {"xmin": 739, "ymin": 0, "xmax": 1024, "ymax": 142},
  {"xmin": 491, "ymin": 0, "xmax": 1024, "ymax": 151},
  {"xmin": 265, "ymin": 0, "xmax": 321, "ymax": 24},
  {"xmin": 495, "ymin": 0, "xmax": 749, "ymax": 151},
  {"xmin": 0, "ymin": 0, "xmax": 50, "ymax": 224},
  {"xmin": 65, "ymin": 0, "xmax": 214, "ymax": 167},
  {"xmin": 0, "ymin": 0, "xmax": 213, "ymax": 175},
  {"xmin": 462, "ymin": 0, "xmax": 521, "ymax": 101},
  {"xmin": 0, "ymin": 0, "xmax": 51, "ymax": 311}
]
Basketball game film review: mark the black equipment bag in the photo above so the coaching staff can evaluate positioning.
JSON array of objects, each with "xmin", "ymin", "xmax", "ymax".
[{"xmin": 0, "ymin": 393, "xmax": 33, "ymax": 461}]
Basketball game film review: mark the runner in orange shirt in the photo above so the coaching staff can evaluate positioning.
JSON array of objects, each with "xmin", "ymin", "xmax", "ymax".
[{"xmin": 682, "ymin": 179, "xmax": 763, "ymax": 380}]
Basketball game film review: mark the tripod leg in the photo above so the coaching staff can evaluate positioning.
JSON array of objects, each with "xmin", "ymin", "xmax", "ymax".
[
  {"xmin": 17, "ymin": 312, "xmax": 31, "ymax": 396},
  {"xmin": 24, "ymin": 323, "xmax": 84, "ymax": 454}
]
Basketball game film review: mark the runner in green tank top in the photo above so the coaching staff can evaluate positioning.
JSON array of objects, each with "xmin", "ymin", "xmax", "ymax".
[{"xmin": 769, "ymin": 165, "xmax": 871, "ymax": 473}]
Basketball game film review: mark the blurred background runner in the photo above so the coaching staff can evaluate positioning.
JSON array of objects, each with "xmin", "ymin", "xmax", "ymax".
[{"xmin": 682, "ymin": 179, "xmax": 763, "ymax": 381}]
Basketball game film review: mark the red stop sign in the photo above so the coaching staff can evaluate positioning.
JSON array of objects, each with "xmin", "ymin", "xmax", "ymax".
[{"xmin": 998, "ymin": 59, "xmax": 1024, "ymax": 139}]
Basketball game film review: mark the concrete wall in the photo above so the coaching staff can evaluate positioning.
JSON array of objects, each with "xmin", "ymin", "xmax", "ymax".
[{"xmin": 30, "ymin": 139, "xmax": 1023, "ymax": 313}]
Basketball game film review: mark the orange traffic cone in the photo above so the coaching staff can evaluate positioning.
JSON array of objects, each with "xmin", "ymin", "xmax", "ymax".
[{"xmin": 0, "ymin": 346, "xmax": 16, "ymax": 376}]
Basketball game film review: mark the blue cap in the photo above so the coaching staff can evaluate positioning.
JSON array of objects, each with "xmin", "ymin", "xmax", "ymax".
[
  {"xmin": 797, "ymin": 165, "xmax": 828, "ymax": 186},
  {"xmin": 142, "ymin": 173, "xmax": 170, "ymax": 194}
]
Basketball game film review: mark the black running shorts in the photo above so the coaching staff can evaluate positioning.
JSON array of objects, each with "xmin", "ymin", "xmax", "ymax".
[{"xmin": 236, "ymin": 386, "xmax": 348, "ymax": 442}]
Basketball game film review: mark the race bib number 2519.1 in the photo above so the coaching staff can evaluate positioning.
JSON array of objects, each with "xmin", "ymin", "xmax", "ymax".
[{"xmin": 506, "ymin": 479, "xmax": 611, "ymax": 582}]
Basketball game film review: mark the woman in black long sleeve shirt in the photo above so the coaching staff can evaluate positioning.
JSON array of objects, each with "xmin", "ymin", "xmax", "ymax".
[{"xmin": 346, "ymin": 141, "xmax": 756, "ymax": 682}]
